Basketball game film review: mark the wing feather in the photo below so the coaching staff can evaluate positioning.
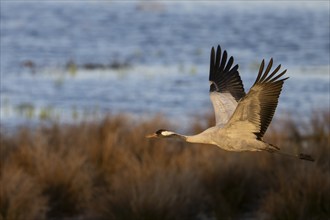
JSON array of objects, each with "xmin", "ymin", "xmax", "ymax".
[
  {"xmin": 209, "ymin": 45, "xmax": 245, "ymax": 125},
  {"xmin": 226, "ymin": 59, "xmax": 288, "ymax": 139}
]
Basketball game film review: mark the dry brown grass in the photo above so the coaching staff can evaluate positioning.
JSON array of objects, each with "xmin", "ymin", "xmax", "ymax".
[
  {"xmin": 0, "ymin": 111, "xmax": 329, "ymax": 220},
  {"xmin": 0, "ymin": 163, "xmax": 47, "ymax": 220}
]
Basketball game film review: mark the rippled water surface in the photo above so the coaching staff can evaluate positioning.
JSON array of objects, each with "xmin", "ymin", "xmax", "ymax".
[{"xmin": 1, "ymin": 1, "xmax": 329, "ymax": 129}]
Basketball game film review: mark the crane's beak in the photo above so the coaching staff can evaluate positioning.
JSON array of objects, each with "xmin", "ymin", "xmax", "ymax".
[{"xmin": 145, "ymin": 133, "xmax": 157, "ymax": 138}]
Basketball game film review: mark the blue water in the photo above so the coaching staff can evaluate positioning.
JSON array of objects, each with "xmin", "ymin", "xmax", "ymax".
[{"xmin": 1, "ymin": 1, "xmax": 329, "ymax": 129}]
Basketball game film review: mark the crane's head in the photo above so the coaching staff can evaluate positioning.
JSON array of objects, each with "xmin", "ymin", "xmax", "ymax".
[{"xmin": 145, "ymin": 129, "xmax": 176, "ymax": 138}]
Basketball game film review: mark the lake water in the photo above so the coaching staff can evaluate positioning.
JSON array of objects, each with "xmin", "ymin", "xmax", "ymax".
[{"xmin": 1, "ymin": 1, "xmax": 329, "ymax": 130}]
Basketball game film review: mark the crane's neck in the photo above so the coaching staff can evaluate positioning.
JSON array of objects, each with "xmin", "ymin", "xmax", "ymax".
[
  {"xmin": 186, "ymin": 133, "xmax": 211, "ymax": 144},
  {"xmin": 169, "ymin": 131, "xmax": 211, "ymax": 145}
]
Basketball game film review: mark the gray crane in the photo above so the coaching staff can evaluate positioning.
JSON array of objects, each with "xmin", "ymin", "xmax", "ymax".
[{"xmin": 147, "ymin": 45, "xmax": 314, "ymax": 161}]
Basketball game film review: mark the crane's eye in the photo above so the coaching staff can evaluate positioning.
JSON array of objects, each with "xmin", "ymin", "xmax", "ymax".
[{"xmin": 155, "ymin": 129, "xmax": 166, "ymax": 135}]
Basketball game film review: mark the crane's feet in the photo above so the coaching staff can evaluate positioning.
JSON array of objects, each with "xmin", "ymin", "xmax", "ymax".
[{"xmin": 299, "ymin": 153, "xmax": 315, "ymax": 162}]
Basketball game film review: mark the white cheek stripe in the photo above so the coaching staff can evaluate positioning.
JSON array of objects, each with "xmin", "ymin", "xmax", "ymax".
[{"xmin": 161, "ymin": 131, "xmax": 175, "ymax": 136}]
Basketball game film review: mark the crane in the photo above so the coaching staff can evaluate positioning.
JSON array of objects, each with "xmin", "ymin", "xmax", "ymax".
[{"xmin": 146, "ymin": 45, "xmax": 314, "ymax": 161}]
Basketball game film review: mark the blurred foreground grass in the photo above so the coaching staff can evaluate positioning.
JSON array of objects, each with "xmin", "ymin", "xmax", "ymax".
[{"xmin": 0, "ymin": 110, "xmax": 329, "ymax": 220}]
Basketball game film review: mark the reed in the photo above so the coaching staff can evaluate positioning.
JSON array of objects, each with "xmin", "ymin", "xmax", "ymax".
[{"xmin": 0, "ymin": 111, "xmax": 329, "ymax": 220}]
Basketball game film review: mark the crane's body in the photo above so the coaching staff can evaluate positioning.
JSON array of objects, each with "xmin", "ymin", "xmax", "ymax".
[
  {"xmin": 157, "ymin": 122, "xmax": 274, "ymax": 152},
  {"xmin": 146, "ymin": 45, "xmax": 314, "ymax": 161}
]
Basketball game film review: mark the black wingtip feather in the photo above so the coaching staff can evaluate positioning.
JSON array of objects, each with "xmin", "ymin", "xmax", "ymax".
[
  {"xmin": 269, "ymin": 69, "xmax": 288, "ymax": 82},
  {"xmin": 219, "ymin": 50, "xmax": 227, "ymax": 71},
  {"xmin": 255, "ymin": 59, "xmax": 265, "ymax": 84},
  {"xmin": 215, "ymin": 46, "xmax": 221, "ymax": 68},
  {"xmin": 224, "ymin": 56, "xmax": 234, "ymax": 72},
  {"xmin": 209, "ymin": 47, "xmax": 215, "ymax": 80},
  {"xmin": 260, "ymin": 58, "xmax": 273, "ymax": 82},
  {"xmin": 208, "ymin": 45, "xmax": 245, "ymax": 100},
  {"xmin": 265, "ymin": 64, "xmax": 281, "ymax": 81}
]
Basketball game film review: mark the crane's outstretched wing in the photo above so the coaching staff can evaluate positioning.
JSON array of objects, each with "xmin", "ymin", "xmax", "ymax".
[
  {"xmin": 209, "ymin": 45, "xmax": 246, "ymax": 126},
  {"xmin": 226, "ymin": 59, "xmax": 288, "ymax": 139}
]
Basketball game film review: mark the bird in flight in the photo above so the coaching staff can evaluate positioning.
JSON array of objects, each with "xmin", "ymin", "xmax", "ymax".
[{"xmin": 146, "ymin": 45, "xmax": 314, "ymax": 161}]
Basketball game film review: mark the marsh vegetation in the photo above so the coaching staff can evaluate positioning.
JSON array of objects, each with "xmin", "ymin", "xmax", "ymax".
[{"xmin": 1, "ymin": 110, "xmax": 329, "ymax": 220}]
